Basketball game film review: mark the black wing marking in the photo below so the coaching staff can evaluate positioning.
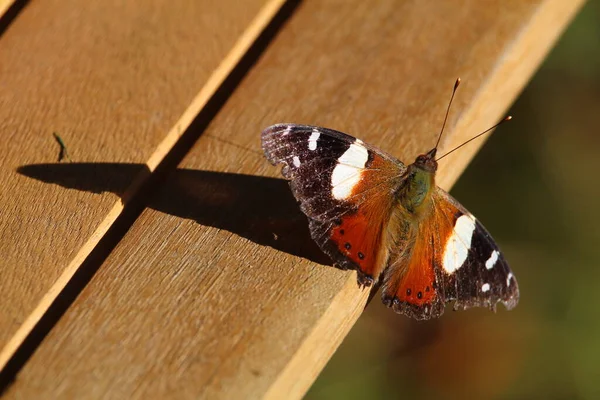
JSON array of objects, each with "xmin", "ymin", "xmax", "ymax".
[{"xmin": 261, "ymin": 123, "xmax": 405, "ymax": 220}]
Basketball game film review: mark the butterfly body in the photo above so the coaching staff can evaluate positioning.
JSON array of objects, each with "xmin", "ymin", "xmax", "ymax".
[{"xmin": 262, "ymin": 123, "xmax": 518, "ymax": 320}]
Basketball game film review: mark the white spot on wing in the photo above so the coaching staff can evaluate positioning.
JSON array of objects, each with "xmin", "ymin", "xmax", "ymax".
[
  {"xmin": 331, "ymin": 139, "xmax": 369, "ymax": 200},
  {"xmin": 292, "ymin": 156, "xmax": 301, "ymax": 167},
  {"xmin": 482, "ymin": 283, "xmax": 490, "ymax": 292},
  {"xmin": 308, "ymin": 129, "xmax": 320, "ymax": 151},
  {"xmin": 442, "ymin": 214, "xmax": 476, "ymax": 273},
  {"xmin": 485, "ymin": 250, "xmax": 499, "ymax": 270},
  {"xmin": 283, "ymin": 125, "xmax": 292, "ymax": 136},
  {"xmin": 507, "ymin": 272, "xmax": 513, "ymax": 286}
]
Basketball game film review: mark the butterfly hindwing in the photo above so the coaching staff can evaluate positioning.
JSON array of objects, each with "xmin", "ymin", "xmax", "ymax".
[
  {"xmin": 262, "ymin": 124, "xmax": 406, "ymax": 285},
  {"xmin": 381, "ymin": 204, "xmax": 447, "ymax": 320},
  {"xmin": 308, "ymin": 191, "xmax": 390, "ymax": 286}
]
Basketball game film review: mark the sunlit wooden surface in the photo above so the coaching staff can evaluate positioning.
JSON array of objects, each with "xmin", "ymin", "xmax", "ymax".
[
  {"xmin": 0, "ymin": 0, "xmax": 584, "ymax": 398},
  {"xmin": 0, "ymin": 0, "xmax": 279, "ymax": 371}
]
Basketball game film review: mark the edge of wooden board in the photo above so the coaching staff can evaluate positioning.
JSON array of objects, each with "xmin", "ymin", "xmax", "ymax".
[
  {"xmin": 0, "ymin": 0, "xmax": 288, "ymax": 372},
  {"xmin": 436, "ymin": 0, "xmax": 587, "ymax": 190},
  {"xmin": 0, "ymin": 0, "xmax": 16, "ymax": 17}
]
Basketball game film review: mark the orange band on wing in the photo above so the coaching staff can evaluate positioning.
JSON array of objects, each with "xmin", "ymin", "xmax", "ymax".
[{"xmin": 330, "ymin": 212, "xmax": 381, "ymax": 278}]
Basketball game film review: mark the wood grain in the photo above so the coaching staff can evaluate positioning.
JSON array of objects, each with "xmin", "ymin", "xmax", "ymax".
[
  {"xmin": 4, "ymin": 0, "xmax": 584, "ymax": 398},
  {"xmin": 0, "ymin": 0, "xmax": 281, "ymax": 370}
]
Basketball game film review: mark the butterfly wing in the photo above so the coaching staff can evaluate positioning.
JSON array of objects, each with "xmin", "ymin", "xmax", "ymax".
[
  {"xmin": 435, "ymin": 188, "xmax": 519, "ymax": 311},
  {"xmin": 382, "ymin": 187, "xmax": 519, "ymax": 320},
  {"xmin": 262, "ymin": 124, "xmax": 406, "ymax": 286}
]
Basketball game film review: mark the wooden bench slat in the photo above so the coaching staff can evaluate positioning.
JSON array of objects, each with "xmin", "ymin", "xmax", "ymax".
[
  {"xmin": 0, "ymin": 0, "xmax": 283, "ymax": 371},
  {"xmin": 4, "ymin": 0, "xmax": 584, "ymax": 398}
]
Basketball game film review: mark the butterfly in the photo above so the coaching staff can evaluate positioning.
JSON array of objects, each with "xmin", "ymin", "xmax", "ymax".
[{"xmin": 261, "ymin": 82, "xmax": 519, "ymax": 320}]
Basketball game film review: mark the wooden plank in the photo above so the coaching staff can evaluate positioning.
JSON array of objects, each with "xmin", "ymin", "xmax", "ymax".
[
  {"xmin": 0, "ymin": 0, "xmax": 283, "ymax": 370},
  {"xmin": 4, "ymin": 0, "xmax": 584, "ymax": 398}
]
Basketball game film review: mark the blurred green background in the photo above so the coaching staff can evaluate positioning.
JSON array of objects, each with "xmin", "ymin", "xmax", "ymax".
[{"xmin": 307, "ymin": 2, "xmax": 600, "ymax": 399}]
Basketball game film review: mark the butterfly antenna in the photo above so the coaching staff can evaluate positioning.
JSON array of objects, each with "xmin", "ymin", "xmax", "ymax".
[
  {"xmin": 434, "ymin": 78, "xmax": 461, "ymax": 150},
  {"xmin": 436, "ymin": 115, "xmax": 512, "ymax": 161}
]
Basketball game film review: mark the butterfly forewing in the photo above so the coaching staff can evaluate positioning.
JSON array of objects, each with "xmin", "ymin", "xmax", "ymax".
[
  {"xmin": 435, "ymin": 189, "xmax": 519, "ymax": 312},
  {"xmin": 262, "ymin": 124, "xmax": 406, "ymax": 285}
]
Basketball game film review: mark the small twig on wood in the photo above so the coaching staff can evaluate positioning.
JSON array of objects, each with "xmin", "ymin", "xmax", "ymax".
[{"xmin": 52, "ymin": 132, "xmax": 72, "ymax": 162}]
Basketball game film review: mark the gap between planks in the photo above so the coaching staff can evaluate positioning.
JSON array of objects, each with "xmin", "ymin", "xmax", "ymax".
[{"xmin": 0, "ymin": 0, "xmax": 290, "ymax": 375}]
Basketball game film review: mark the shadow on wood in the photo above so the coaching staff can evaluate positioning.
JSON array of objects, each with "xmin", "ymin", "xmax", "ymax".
[{"xmin": 18, "ymin": 163, "xmax": 331, "ymax": 266}]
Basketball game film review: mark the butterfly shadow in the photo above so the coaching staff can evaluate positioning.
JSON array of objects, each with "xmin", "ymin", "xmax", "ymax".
[{"xmin": 17, "ymin": 162, "xmax": 331, "ymax": 266}]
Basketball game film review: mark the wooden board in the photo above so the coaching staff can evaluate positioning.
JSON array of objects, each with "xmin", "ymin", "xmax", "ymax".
[
  {"xmin": 0, "ymin": 0, "xmax": 281, "ymax": 369},
  {"xmin": 3, "ymin": 0, "xmax": 584, "ymax": 398}
]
